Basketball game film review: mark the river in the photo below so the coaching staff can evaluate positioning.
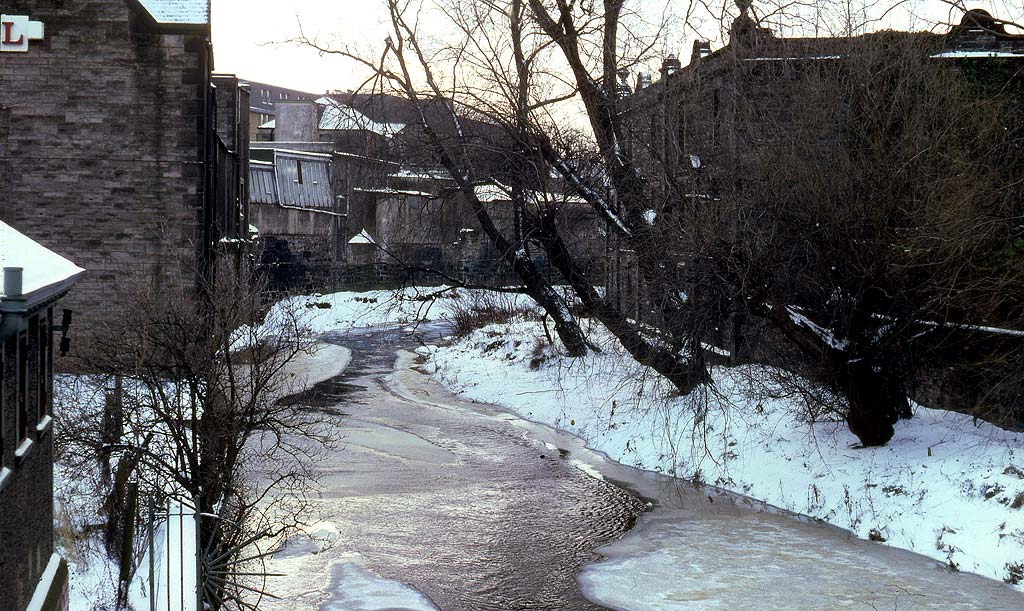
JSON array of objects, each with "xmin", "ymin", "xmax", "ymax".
[{"xmin": 261, "ymin": 326, "xmax": 1024, "ymax": 610}]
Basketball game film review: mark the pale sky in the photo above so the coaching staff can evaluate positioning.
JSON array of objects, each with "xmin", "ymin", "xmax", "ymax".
[{"xmin": 211, "ymin": 0, "xmax": 1024, "ymax": 96}]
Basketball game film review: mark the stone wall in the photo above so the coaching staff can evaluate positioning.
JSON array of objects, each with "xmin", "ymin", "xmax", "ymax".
[
  {"xmin": 252, "ymin": 204, "xmax": 339, "ymax": 292},
  {"xmin": 0, "ymin": 0, "xmax": 210, "ymax": 330}
]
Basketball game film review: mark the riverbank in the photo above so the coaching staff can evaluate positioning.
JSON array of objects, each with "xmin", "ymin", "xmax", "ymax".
[
  {"xmin": 271, "ymin": 286, "xmax": 1024, "ymax": 588},
  {"xmin": 56, "ymin": 341, "xmax": 352, "ymax": 610},
  {"xmin": 416, "ymin": 318, "xmax": 1024, "ymax": 589}
]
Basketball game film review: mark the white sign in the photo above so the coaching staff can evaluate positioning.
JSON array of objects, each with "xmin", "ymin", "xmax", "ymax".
[{"xmin": 0, "ymin": 15, "xmax": 43, "ymax": 53}]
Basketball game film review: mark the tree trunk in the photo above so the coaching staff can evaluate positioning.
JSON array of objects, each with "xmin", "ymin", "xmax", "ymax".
[
  {"xmin": 759, "ymin": 302, "xmax": 907, "ymax": 447},
  {"xmin": 535, "ymin": 214, "xmax": 709, "ymax": 394},
  {"xmin": 835, "ymin": 361, "xmax": 906, "ymax": 447}
]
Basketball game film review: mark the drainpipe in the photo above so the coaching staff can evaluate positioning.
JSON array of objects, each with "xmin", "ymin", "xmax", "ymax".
[{"xmin": 200, "ymin": 40, "xmax": 217, "ymax": 289}]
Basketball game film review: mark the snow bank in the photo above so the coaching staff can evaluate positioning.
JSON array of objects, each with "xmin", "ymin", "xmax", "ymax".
[
  {"xmin": 242, "ymin": 286, "xmax": 537, "ymax": 339},
  {"xmin": 421, "ymin": 321, "xmax": 1024, "ymax": 587}
]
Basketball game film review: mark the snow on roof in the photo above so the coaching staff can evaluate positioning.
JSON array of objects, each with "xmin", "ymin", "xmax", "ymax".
[
  {"xmin": 390, "ymin": 168, "xmax": 453, "ymax": 181},
  {"xmin": 742, "ymin": 55, "xmax": 845, "ymax": 62},
  {"xmin": 135, "ymin": 0, "xmax": 209, "ymax": 25},
  {"xmin": 473, "ymin": 181, "xmax": 512, "ymax": 203},
  {"xmin": 0, "ymin": 222, "xmax": 84, "ymax": 300},
  {"xmin": 932, "ymin": 50, "xmax": 1024, "ymax": 58},
  {"xmin": 354, "ymin": 187, "xmax": 436, "ymax": 198},
  {"xmin": 316, "ymin": 96, "xmax": 406, "ymax": 137},
  {"xmin": 473, "ymin": 181, "xmax": 586, "ymax": 204},
  {"xmin": 348, "ymin": 228, "xmax": 377, "ymax": 245}
]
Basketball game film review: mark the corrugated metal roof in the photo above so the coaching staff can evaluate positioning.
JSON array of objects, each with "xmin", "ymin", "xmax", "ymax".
[
  {"xmin": 248, "ymin": 152, "xmax": 333, "ymax": 208},
  {"xmin": 250, "ymin": 162, "xmax": 278, "ymax": 204},
  {"xmin": 274, "ymin": 151, "xmax": 333, "ymax": 208}
]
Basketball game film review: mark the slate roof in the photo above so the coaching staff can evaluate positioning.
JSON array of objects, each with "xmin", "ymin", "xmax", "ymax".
[
  {"xmin": 132, "ymin": 0, "xmax": 209, "ymax": 27},
  {"xmin": 316, "ymin": 97, "xmax": 405, "ymax": 137}
]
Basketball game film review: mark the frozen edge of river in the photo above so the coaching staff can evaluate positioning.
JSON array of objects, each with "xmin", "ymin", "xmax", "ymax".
[{"xmin": 417, "ymin": 321, "xmax": 1024, "ymax": 596}]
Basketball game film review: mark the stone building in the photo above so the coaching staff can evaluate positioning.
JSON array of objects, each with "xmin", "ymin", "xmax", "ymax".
[
  {"xmin": 614, "ymin": 7, "xmax": 1024, "ymax": 333},
  {"xmin": 249, "ymin": 147, "xmax": 344, "ymax": 291},
  {"xmin": 612, "ymin": 7, "xmax": 1024, "ymax": 427},
  {"xmin": 0, "ymin": 1, "xmax": 250, "ymax": 336},
  {"xmin": 244, "ymin": 80, "xmax": 317, "ymax": 142},
  {"xmin": 246, "ymin": 86, "xmax": 604, "ymax": 290},
  {"xmin": 0, "ymin": 222, "xmax": 83, "ymax": 611}
]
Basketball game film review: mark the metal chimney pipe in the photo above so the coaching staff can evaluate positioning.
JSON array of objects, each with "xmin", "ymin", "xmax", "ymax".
[{"xmin": 3, "ymin": 267, "xmax": 23, "ymax": 298}]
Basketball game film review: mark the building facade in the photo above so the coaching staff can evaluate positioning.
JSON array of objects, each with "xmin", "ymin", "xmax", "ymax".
[
  {"xmin": 244, "ymin": 80, "xmax": 317, "ymax": 142},
  {"xmin": 615, "ymin": 8, "xmax": 1024, "ymax": 335},
  {"xmin": 0, "ymin": 222, "xmax": 84, "ymax": 611},
  {"xmin": 0, "ymin": 1, "xmax": 249, "ymax": 336}
]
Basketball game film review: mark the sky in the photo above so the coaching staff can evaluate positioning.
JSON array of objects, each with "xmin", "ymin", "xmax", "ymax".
[{"xmin": 211, "ymin": 0, "xmax": 1024, "ymax": 96}]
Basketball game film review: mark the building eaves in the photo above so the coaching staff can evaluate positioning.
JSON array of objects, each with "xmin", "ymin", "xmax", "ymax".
[
  {"xmin": 124, "ymin": 0, "xmax": 210, "ymax": 34},
  {"xmin": 0, "ymin": 222, "xmax": 85, "ymax": 310}
]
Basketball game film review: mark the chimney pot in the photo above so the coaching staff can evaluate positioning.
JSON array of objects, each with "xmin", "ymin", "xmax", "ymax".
[{"xmin": 3, "ymin": 267, "xmax": 24, "ymax": 298}]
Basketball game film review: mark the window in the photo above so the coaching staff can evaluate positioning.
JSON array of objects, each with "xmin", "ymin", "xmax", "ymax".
[
  {"xmin": 17, "ymin": 330, "xmax": 27, "ymax": 445},
  {"xmin": 296, "ymin": 159, "xmax": 304, "ymax": 184},
  {"xmin": 37, "ymin": 314, "xmax": 49, "ymax": 421}
]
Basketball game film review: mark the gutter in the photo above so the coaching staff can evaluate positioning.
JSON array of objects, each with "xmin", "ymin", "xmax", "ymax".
[{"xmin": 0, "ymin": 267, "xmax": 85, "ymax": 342}]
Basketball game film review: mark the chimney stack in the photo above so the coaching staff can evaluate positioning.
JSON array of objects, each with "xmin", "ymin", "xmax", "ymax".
[{"xmin": 660, "ymin": 54, "xmax": 681, "ymax": 80}]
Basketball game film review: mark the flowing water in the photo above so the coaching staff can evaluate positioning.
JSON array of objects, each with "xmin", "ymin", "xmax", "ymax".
[
  {"xmin": 264, "ymin": 325, "xmax": 1024, "ymax": 611},
  {"xmin": 265, "ymin": 325, "xmax": 642, "ymax": 611}
]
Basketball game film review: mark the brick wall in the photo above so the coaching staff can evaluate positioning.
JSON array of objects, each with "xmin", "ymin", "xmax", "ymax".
[{"xmin": 0, "ymin": 0, "xmax": 210, "ymax": 331}]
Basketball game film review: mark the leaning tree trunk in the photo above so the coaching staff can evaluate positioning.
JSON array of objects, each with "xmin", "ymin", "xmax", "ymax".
[{"xmin": 534, "ymin": 212, "xmax": 710, "ymax": 394}]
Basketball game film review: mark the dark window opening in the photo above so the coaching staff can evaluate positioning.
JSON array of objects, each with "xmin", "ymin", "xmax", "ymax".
[
  {"xmin": 17, "ymin": 330, "xmax": 28, "ymax": 444},
  {"xmin": 296, "ymin": 160, "xmax": 304, "ymax": 184},
  {"xmin": 38, "ymin": 315, "xmax": 49, "ymax": 421}
]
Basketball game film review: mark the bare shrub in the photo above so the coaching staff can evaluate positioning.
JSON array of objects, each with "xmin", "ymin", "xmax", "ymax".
[{"xmin": 448, "ymin": 291, "xmax": 539, "ymax": 337}]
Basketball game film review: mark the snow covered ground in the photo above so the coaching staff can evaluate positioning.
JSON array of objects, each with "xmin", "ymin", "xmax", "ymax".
[
  {"xmin": 270, "ymin": 529, "xmax": 440, "ymax": 611},
  {"xmin": 55, "ymin": 341, "xmax": 352, "ymax": 610},
  {"xmin": 244, "ymin": 286, "xmax": 536, "ymax": 338},
  {"xmin": 419, "ymin": 319, "xmax": 1024, "ymax": 588},
  {"xmin": 251, "ymin": 287, "xmax": 1024, "ymax": 587},
  {"xmin": 56, "ymin": 285, "xmax": 1024, "ymax": 608}
]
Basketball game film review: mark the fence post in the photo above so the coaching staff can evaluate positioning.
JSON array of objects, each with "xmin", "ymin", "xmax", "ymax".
[
  {"xmin": 195, "ymin": 498, "xmax": 203, "ymax": 611},
  {"xmin": 116, "ymin": 482, "xmax": 138, "ymax": 608},
  {"xmin": 148, "ymin": 497, "xmax": 156, "ymax": 611}
]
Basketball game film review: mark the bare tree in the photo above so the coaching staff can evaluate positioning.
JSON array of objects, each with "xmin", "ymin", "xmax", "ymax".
[
  {"xmin": 631, "ymin": 5, "xmax": 1024, "ymax": 444},
  {"xmin": 319, "ymin": 0, "xmax": 714, "ymax": 391},
  {"xmin": 57, "ymin": 271, "xmax": 330, "ymax": 609},
  {"xmin": 303, "ymin": 0, "xmax": 1022, "ymax": 446}
]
